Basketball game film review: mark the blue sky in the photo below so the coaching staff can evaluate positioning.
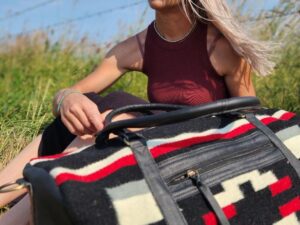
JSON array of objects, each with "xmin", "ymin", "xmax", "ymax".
[{"xmin": 0, "ymin": 0, "xmax": 279, "ymax": 44}]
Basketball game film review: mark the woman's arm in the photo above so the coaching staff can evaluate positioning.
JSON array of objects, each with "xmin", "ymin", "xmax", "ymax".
[
  {"xmin": 54, "ymin": 34, "xmax": 144, "ymax": 137},
  {"xmin": 208, "ymin": 30, "xmax": 256, "ymax": 97},
  {"xmin": 220, "ymin": 40, "xmax": 256, "ymax": 97},
  {"xmin": 71, "ymin": 36, "xmax": 142, "ymax": 93}
]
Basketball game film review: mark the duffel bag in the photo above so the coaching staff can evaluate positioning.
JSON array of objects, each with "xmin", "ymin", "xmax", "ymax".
[{"xmin": 2, "ymin": 97, "xmax": 300, "ymax": 225}]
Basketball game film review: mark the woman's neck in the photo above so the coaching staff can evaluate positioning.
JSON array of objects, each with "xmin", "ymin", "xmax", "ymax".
[{"xmin": 155, "ymin": 8, "xmax": 195, "ymax": 42}]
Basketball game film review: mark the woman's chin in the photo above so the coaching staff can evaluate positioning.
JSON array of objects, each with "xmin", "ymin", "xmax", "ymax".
[
  {"xmin": 148, "ymin": 0, "xmax": 180, "ymax": 10},
  {"xmin": 148, "ymin": 0, "xmax": 165, "ymax": 10}
]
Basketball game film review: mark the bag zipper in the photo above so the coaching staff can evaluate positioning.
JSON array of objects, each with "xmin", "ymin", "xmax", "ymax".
[
  {"xmin": 159, "ymin": 131, "xmax": 269, "ymax": 181},
  {"xmin": 167, "ymin": 143, "xmax": 267, "ymax": 186},
  {"xmin": 167, "ymin": 144, "xmax": 283, "ymax": 202}
]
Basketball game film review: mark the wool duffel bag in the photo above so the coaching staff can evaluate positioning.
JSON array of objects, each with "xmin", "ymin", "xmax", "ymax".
[{"xmin": 6, "ymin": 97, "xmax": 300, "ymax": 225}]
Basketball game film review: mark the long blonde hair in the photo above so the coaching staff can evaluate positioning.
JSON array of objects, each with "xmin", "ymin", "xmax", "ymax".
[{"xmin": 181, "ymin": 0, "xmax": 275, "ymax": 76}]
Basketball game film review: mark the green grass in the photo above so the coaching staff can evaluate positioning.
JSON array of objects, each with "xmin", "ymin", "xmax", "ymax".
[
  {"xmin": 0, "ymin": 34, "xmax": 148, "ymax": 169},
  {"xmin": 254, "ymin": 40, "xmax": 300, "ymax": 113}
]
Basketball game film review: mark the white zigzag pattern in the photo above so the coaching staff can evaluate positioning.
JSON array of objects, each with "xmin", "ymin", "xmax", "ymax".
[{"xmin": 214, "ymin": 170, "xmax": 278, "ymax": 208}]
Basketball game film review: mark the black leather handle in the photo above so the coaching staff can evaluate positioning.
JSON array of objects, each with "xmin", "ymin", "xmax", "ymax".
[
  {"xmin": 104, "ymin": 103, "xmax": 187, "ymax": 125},
  {"xmin": 96, "ymin": 97, "xmax": 260, "ymax": 145}
]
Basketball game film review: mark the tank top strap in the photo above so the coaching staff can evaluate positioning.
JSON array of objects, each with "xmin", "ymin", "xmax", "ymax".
[
  {"xmin": 208, "ymin": 32, "xmax": 223, "ymax": 56},
  {"xmin": 135, "ymin": 34, "xmax": 144, "ymax": 58}
]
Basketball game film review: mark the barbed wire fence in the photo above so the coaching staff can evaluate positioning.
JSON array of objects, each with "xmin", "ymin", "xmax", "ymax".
[
  {"xmin": 0, "ymin": 0, "xmax": 146, "ymax": 42},
  {"xmin": 0, "ymin": 0, "xmax": 58, "ymax": 22},
  {"xmin": 1, "ymin": 0, "xmax": 299, "ymax": 41}
]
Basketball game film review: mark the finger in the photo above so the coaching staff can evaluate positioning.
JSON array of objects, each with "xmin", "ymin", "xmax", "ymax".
[
  {"xmin": 79, "ymin": 134, "xmax": 95, "ymax": 141},
  {"xmin": 69, "ymin": 107, "xmax": 95, "ymax": 134},
  {"xmin": 83, "ymin": 105, "xmax": 104, "ymax": 132},
  {"xmin": 60, "ymin": 113, "xmax": 78, "ymax": 136},
  {"xmin": 65, "ymin": 111, "xmax": 88, "ymax": 136}
]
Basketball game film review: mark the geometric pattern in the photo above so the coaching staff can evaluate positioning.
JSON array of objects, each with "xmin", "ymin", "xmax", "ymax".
[
  {"xmin": 214, "ymin": 170, "xmax": 278, "ymax": 207},
  {"xmin": 106, "ymin": 180, "xmax": 163, "ymax": 225}
]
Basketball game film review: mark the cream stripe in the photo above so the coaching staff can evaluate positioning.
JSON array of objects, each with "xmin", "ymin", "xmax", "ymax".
[
  {"xmin": 146, "ymin": 114, "xmax": 272, "ymax": 149},
  {"xmin": 146, "ymin": 118, "xmax": 248, "ymax": 149},
  {"xmin": 50, "ymin": 147, "xmax": 132, "ymax": 177},
  {"xmin": 272, "ymin": 110, "xmax": 288, "ymax": 119}
]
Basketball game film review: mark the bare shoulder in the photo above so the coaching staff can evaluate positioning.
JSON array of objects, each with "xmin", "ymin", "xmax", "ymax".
[
  {"xmin": 106, "ymin": 28, "xmax": 148, "ymax": 72},
  {"xmin": 207, "ymin": 23, "xmax": 241, "ymax": 77}
]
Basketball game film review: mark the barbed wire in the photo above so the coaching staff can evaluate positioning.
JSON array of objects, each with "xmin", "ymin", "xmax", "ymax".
[
  {"xmin": 0, "ymin": 1, "xmax": 145, "ymax": 40},
  {"xmin": 0, "ymin": 0, "xmax": 57, "ymax": 22}
]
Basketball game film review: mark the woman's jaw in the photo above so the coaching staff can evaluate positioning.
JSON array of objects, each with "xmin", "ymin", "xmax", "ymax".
[{"xmin": 148, "ymin": 0, "xmax": 181, "ymax": 11}]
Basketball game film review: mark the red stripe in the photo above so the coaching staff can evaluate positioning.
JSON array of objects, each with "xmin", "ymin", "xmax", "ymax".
[
  {"xmin": 151, "ymin": 117, "xmax": 276, "ymax": 159},
  {"xmin": 55, "ymin": 155, "xmax": 136, "ymax": 185},
  {"xmin": 279, "ymin": 196, "xmax": 300, "ymax": 217},
  {"xmin": 54, "ymin": 113, "xmax": 291, "ymax": 185},
  {"xmin": 151, "ymin": 133, "xmax": 222, "ymax": 158},
  {"xmin": 280, "ymin": 112, "xmax": 296, "ymax": 121},
  {"xmin": 269, "ymin": 176, "xmax": 292, "ymax": 197},
  {"xmin": 202, "ymin": 204, "xmax": 237, "ymax": 225},
  {"xmin": 31, "ymin": 152, "xmax": 69, "ymax": 161}
]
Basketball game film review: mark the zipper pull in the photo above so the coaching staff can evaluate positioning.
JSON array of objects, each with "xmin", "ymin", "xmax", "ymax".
[
  {"xmin": 186, "ymin": 169, "xmax": 230, "ymax": 225},
  {"xmin": 187, "ymin": 169, "xmax": 200, "ymax": 185}
]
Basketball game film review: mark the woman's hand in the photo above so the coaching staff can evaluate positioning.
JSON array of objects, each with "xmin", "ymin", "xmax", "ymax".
[{"xmin": 57, "ymin": 92, "xmax": 104, "ymax": 137}]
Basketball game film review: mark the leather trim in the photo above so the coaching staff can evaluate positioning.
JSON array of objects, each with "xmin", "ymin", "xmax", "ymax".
[{"xmin": 122, "ymin": 132, "xmax": 188, "ymax": 225}]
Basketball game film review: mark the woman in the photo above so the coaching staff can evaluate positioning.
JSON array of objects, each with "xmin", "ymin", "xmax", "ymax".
[{"xmin": 0, "ymin": 0, "xmax": 274, "ymax": 224}]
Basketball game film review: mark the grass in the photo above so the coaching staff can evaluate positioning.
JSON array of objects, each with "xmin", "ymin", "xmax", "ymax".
[{"xmin": 0, "ymin": 33, "xmax": 148, "ymax": 169}]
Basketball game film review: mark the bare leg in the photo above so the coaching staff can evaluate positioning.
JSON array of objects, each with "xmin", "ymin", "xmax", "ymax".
[
  {"xmin": 0, "ymin": 135, "xmax": 41, "ymax": 207},
  {"xmin": 0, "ymin": 194, "xmax": 30, "ymax": 225}
]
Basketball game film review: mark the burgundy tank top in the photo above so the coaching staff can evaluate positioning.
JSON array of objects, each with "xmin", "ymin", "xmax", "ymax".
[{"xmin": 141, "ymin": 21, "xmax": 229, "ymax": 105}]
